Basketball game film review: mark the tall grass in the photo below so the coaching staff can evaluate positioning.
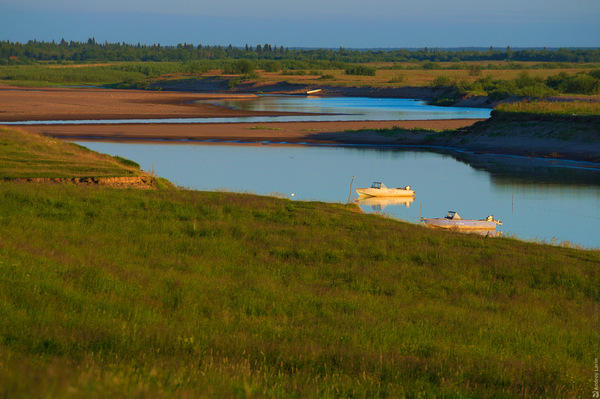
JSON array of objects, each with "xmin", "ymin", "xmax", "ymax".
[
  {"xmin": 495, "ymin": 99, "xmax": 600, "ymax": 117},
  {"xmin": 0, "ymin": 127, "xmax": 598, "ymax": 397},
  {"xmin": 0, "ymin": 182, "xmax": 597, "ymax": 397}
]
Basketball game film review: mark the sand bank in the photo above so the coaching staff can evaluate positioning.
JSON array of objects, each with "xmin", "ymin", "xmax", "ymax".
[{"xmin": 1, "ymin": 84, "xmax": 598, "ymax": 163}]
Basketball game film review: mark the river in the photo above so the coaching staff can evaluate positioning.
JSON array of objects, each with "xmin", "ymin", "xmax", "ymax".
[
  {"xmin": 23, "ymin": 93, "xmax": 596, "ymax": 249},
  {"xmin": 76, "ymin": 141, "xmax": 600, "ymax": 250}
]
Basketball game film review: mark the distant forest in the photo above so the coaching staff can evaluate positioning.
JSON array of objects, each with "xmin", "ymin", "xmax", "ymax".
[{"xmin": 1, "ymin": 39, "xmax": 600, "ymax": 64}]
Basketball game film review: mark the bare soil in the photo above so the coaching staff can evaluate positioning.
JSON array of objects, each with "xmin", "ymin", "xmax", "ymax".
[{"xmin": 1, "ymin": 84, "xmax": 598, "ymax": 163}]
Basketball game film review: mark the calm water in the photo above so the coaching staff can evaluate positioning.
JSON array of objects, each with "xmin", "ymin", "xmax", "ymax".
[
  {"xmin": 7, "ymin": 96, "xmax": 491, "ymax": 125},
  {"xmin": 32, "ymin": 93, "xmax": 593, "ymax": 249},
  {"xmin": 77, "ymin": 141, "xmax": 600, "ymax": 249}
]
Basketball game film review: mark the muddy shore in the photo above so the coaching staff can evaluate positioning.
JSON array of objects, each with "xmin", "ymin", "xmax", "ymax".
[{"xmin": 1, "ymin": 84, "xmax": 598, "ymax": 163}]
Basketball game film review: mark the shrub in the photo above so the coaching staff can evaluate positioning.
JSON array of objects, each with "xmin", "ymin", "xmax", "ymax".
[
  {"xmin": 467, "ymin": 64, "xmax": 483, "ymax": 76},
  {"xmin": 431, "ymin": 75, "xmax": 454, "ymax": 87},
  {"xmin": 588, "ymin": 69, "xmax": 600, "ymax": 79},
  {"xmin": 223, "ymin": 59, "xmax": 255, "ymax": 75},
  {"xmin": 561, "ymin": 73, "xmax": 600, "ymax": 94},
  {"xmin": 182, "ymin": 61, "xmax": 211, "ymax": 74},
  {"xmin": 421, "ymin": 61, "xmax": 441, "ymax": 70},
  {"xmin": 281, "ymin": 69, "xmax": 306, "ymax": 76},
  {"xmin": 389, "ymin": 74, "xmax": 406, "ymax": 84},
  {"xmin": 228, "ymin": 77, "xmax": 242, "ymax": 88},
  {"xmin": 261, "ymin": 60, "xmax": 280, "ymax": 73},
  {"xmin": 546, "ymin": 71, "xmax": 600, "ymax": 94},
  {"xmin": 344, "ymin": 65, "xmax": 376, "ymax": 76}
]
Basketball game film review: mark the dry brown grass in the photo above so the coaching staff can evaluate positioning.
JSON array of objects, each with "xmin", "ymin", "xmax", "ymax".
[{"xmin": 257, "ymin": 65, "xmax": 596, "ymax": 88}]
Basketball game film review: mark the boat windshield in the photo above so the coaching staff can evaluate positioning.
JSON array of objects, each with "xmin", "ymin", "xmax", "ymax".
[
  {"xmin": 445, "ymin": 211, "xmax": 457, "ymax": 219},
  {"xmin": 371, "ymin": 182, "xmax": 382, "ymax": 189}
]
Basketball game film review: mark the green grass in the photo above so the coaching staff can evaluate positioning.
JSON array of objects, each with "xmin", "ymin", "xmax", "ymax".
[
  {"xmin": 4, "ymin": 62, "xmax": 600, "ymax": 101},
  {"xmin": 0, "ymin": 127, "xmax": 598, "ymax": 397},
  {"xmin": 0, "ymin": 127, "xmax": 143, "ymax": 178},
  {"xmin": 494, "ymin": 100, "xmax": 600, "ymax": 117}
]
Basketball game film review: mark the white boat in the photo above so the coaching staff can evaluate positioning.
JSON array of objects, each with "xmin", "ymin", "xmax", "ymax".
[
  {"xmin": 421, "ymin": 211, "xmax": 502, "ymax": 230},
  {"xmin": 356, "ymin": 182, "xmax": 415, "ymax": 198},
  {"xmin": 306, "ymin": 88, "xmax": 322, "ymax": 95}
]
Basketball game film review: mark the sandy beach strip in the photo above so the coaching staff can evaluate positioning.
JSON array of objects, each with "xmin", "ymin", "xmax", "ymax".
[
  {"xmin": 0, "ymin": 84, "xmax": 482, "ymax": 145},
  {"xmin": 9, "ymin": 120, "xmax": 480, "ymax": 146}
]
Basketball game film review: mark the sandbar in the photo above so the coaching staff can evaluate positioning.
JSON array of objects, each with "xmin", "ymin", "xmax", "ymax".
[
  {"xmin": 0, "ymin": 84, "xmax": 482, "ymax": 145},
  {"xmin": 1, "ymin": 84, "xmax": 598, "ymax": 163}
]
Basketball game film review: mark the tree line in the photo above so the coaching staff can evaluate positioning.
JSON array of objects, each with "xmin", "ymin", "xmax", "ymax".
[{"xmin": 1, "ymin": 39, "xmax": 600, "ymax": 65}]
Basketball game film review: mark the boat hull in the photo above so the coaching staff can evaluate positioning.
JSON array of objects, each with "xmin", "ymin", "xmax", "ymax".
[
  {"xmin": 356, "ymin": 188, "xmax": 415, "ymax": 198},
  {"xmin": 422, "ymin": 218, "xmax": 498, "ymax": 230}
]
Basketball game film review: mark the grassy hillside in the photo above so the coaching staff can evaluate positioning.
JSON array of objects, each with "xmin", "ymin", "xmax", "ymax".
[
  {"xmin": 493, "ymin": 99, "xmax": 600, "ymax": 119},
  {"xmin": 0, "ymin": 127, "xmax": 598, "ymax": 397},
  {"xmin": 0, "ymin": 126, "xmax": 143, "ymax": 178}
]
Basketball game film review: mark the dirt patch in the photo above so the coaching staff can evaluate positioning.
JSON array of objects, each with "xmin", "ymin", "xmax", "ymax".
[
  {"xmin": 17, "ymin": 119, "xmax": 480, "ymax": 143},
  {"xmin": 0, "ymin": 84, "xmax": 291, "ymax": 122}
]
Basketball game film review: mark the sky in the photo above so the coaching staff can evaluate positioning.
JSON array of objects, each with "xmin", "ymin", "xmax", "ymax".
[{"xmin": 1, "ymin": 0, "xmax": 599, "ymax": 49}]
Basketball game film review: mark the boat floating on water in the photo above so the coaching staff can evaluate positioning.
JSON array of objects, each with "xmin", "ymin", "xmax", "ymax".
[
  {"xmin": 421, "ymin": 211, "xmax": 502, "ymax": 230},
  {"xmin": 356, "ymin": 182, "xmax": 415, "ymax": 198}
]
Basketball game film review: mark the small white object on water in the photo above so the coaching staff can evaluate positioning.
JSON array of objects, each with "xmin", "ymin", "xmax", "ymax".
[{"xmin": 291, "ymin": 193, "xmax": 295, "ymax": 197}]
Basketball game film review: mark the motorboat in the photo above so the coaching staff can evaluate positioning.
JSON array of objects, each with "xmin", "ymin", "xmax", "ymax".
[
  {"xmin": 421, "ymin": 211, "xmax": 502, "ymax": 230},
  {"xmin": 355, "ymin": 182, "xmax": 415, "ymax": 198}
]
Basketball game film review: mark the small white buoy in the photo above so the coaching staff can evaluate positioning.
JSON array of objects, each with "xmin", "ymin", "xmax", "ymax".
[{"xmin": 291, "ymin": 193, "xmax": 295, "ymax": 197}]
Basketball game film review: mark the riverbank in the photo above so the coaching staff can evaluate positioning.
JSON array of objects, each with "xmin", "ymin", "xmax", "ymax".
[
  {"xmin": 145, "ymin": 77, "xmax": 500, "ymax": 108},
  {"xmin": 1, "ymin": 84, "xmax": 598, "ymax": 163},
  {"xmin": 0, "ymin": 127, "xmax": 597, "ymax": 398}
]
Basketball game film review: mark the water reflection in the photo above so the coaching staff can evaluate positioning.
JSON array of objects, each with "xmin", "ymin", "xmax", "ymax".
[
  {"xmin": 74, "ymin": 141, "xmax": 600, "ymax": 249},
  {"xmin": 203, "ymin": 95, "xmax": 492, "ymax": 121},
  {"xmin": 5, "ymin": 96, "xmax": 491, "ymax": 125},
  {"xmin": 356, "ymin": 196, "xmax": 415, "ymax": 210},
  {"xmin": 451, "ymin": 151, "xmax": 600, "ymax": 188}
]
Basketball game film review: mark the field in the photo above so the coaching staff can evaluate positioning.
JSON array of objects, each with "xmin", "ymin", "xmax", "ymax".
[
  {"xmin": 2, "ymin": 61, "xmax": 600, "ymax": 96},
  {"xmin": 494, "ymin": 99, "xmax": 600, "ymax": 117},
  {"xmin": 0, "ymin": 127, "xmax": 598, "ymax": 398}
]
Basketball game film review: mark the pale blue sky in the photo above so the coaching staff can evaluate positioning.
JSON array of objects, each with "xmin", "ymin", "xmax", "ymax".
[{"xmin": 1, "ymin": 0, "xmax": 599, "ymax": 48}]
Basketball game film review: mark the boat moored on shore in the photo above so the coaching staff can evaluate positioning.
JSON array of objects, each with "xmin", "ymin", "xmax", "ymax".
[
  {"xmin": 356, "ymin": 182, "xmax": 415, "ymax": 198},
  {"xmin": 421, "ymin": 211, "xmax": 502, "ymax": 230}
]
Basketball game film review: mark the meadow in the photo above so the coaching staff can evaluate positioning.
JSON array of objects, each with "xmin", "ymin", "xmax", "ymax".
[
  {"xmin": 2, "ymin": 61, "xmax": 600, "ymax": 99},
  {"xmin": 493, "ymin": 99, "xmax": 600, "ymax": 117},
  {"xmin": 0, "ymin": 127, "xmax": 598, "ymax": 397}
]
